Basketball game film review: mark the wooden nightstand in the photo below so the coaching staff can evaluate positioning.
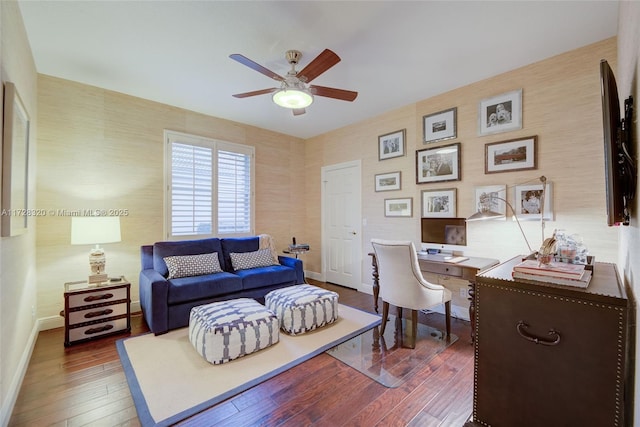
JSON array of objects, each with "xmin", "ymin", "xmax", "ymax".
[{"xmin": 62, "ymin": 277, "xmax": 131, "ymax": 347}]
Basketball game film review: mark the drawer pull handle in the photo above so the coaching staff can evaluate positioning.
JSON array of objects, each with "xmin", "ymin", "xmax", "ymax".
[
  {"xmin": 516, "ymin": 321, "xmax": 561, "ymax": 346},
  {"xmin": 84, "ymin": 293, "xmax": 114, "ymax": 302},
  {"xmin": 84, "ymin": 309, "xmax": 114, "ymax": 319},
  {"xmin": 84, "ymin": 324, "xmax": 114, "ymax": 335}
]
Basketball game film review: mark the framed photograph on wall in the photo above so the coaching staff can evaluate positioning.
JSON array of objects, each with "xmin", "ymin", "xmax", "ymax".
[
  {"xmin": 514, "ymin": 182, "xmax": 553, "ymax": 220},
  {"xmin": 384, "ymin": 197, "xmax": 413, "ymax": 217},
  {"xmin": 375, "ymin": 171, "xmax": 401, "ymax": 192},
  {"xmin": 416, "ymin": 142, "xmax": 461, "ymax": 184},
  {"xmin": 2, "ymin": 82, "xmax": 30, "ymax": 237},
  {"xmin": 473, "ymin": 185, "xmax": 507, "ymax": 220},
  {"xmin": 485, "ymin": 136, "xmax": 537, "ymax": 174},
  {"xmin": 421, "ymin": 188, "xmax": 456, "ymax": 218},
  {"xmin": 478, "ymin": 89, "xmax": 522, "ymax": 136},
  {"xmin": 378, "ymin": 129, "xmax": 406, "ymax": 160},
  {"xmin": 423, "ymin": 107, "xmax": 456, "ymax": 144}
]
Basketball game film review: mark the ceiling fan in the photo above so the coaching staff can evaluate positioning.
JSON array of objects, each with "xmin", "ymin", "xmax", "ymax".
[{"xmin": 229, "ymin": 49, "xmax": 358, "ymax": 116}]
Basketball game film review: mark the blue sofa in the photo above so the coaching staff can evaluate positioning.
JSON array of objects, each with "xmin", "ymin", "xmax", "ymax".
[{"xmin": 139, "ymin": 236, "xmax": 304, "ymax": 334}]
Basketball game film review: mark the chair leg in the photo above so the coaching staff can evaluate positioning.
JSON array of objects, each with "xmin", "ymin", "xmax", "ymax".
[
  {"xmin": 380, "ymin": 301, "xmax": 390, "ymax": 335},
  {"xmin": 445, "ymin": 300, "xmax": 451, "ymax": 339},
  {"xmin": 408, "ymin": 309, "xmax": 418, "ymax": 349}
]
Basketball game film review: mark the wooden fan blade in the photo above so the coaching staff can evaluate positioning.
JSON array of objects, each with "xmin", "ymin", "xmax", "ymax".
[
  {"xmin": 297, "ymin": 49, "xmax": 341, "ymax": 83},
  {"xmin": 229, "ymin": 54, "xmax": 284, "ymax": 81},
  {"xmin": 292, "ymin": 108, "xmax": 306, "ymax": 116},
  {"xmin": 310, "ymin": 85, "xmax": 358, "ymax": 102},
  {"xmin": 232, "ymin": 88, "xmax": 277, "ymax": 98}
]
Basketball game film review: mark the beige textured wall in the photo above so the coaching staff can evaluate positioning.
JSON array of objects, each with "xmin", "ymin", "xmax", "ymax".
[
  {"xmin": 304, "ymin": 37, "xmax": 619, "ymax": 288},
  {"xmin": 35, "ymin": 75, "xmax": 305, "ymax": 327},
  {"xmin": 0, "ymin": 0, "xmax": 38, "ymax": 422}
]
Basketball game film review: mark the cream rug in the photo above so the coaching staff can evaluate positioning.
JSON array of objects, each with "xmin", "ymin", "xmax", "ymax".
[{"xmin": 117, "ymin": 304, "xmax": 380, "ymax": 427}]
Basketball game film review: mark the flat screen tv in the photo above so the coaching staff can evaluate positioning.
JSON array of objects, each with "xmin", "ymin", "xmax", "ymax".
[
  {"xmin": 421, "ymin": 217, "xmax": 467, "ymax": 254},
  {"xmin": 600, "ymin": 59, "xmax": 635, "ymax": 226}
]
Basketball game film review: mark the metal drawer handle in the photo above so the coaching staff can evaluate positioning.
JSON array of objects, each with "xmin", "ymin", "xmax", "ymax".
[
  {"xmin": 84, "ymin": 309, "xmax": 114, "ymax": 319},
  {"xmin": 84, "ymin": 324, "xmax": 114, "ymax": 335},
  {"xmin": 84, "ymin": 293, "xmax": 114, "ymax": 302},
  {"xmin": 516, "ymin": 321, "xmax": 561, "ymax": 346}
]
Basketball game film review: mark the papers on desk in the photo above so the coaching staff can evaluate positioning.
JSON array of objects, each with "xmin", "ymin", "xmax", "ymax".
[{"xmin": 445, "ymin": 256, "xmax": 469, "ymax": 264}]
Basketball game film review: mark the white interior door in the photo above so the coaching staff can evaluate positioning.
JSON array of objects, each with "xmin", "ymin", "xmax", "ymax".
[{"xmin": 322, "ymin": 161, "xmax": 362, "ymax": 289}]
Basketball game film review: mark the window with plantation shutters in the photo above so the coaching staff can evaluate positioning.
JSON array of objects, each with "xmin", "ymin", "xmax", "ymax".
[{"xmin": 165, "ymin": 131, "xmax": 254, "ymax": 239}]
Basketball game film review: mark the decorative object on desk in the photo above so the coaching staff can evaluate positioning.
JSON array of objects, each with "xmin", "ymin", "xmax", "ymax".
[
  {"xmin": 514, "ymin": 181, "xmax": 553, "ymax": 220},
  {"xmin": 467, "ymin": 175, "xmax": 548, "ymax": 255},
  {"xmin": 421, "ymin": 188, "xmax": 456, "ymax": 218},
  {"xmin": 473, "ymin": 185, "xmax": 506, "ymax": 220},
  {"xmin": 554, "ymin": 230, "xmax": 589, "ymax": 264},
  {"xmin": 378, "ymin": 129, "xmax": 405, "ymax": 160},
  {"xmin": 2, "ymin": 82, "xmax": 30, "ymax": 237},
  {"xmin": 485, "ymin": 135, "xmax": 536, "ymax": 174},
  {"xmin": 416, "ymin": 142, "xmax": 461, "ymax": 184},
  {"xmin": 374, "ymin": 171, "xmax": 401, "ymax": 192},
  {"xmin": 537, "ymin": 230, "xmax": 557, "ymax": 265},
  {"xmin": 71, "ymin": 216, "xmax": 121, "ymax": 284},
  {"xmin": 478, "ymin": 88, "xmax": 522, "ymax": 136},
  {"xmin": 423, "ymin": 107, "xmax": 457, "ymax": 144},
  {"xmin": 384, "ymin": 197, "xmax": 412, "ymax": 217}
]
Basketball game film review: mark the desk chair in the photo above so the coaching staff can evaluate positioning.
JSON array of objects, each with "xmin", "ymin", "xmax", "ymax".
[{"xmin": 371, "ymin": 239, "xmax": 452, "ymax": 344}]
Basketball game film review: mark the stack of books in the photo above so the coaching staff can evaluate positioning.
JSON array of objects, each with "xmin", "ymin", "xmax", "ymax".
[{"xmin": 512, "ymin": 259, "xmax": 591, "ymax": 288}]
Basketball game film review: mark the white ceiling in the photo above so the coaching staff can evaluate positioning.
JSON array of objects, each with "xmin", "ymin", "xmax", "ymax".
[{"xmin": 18, "ymin": 1, "xmax": 619, "ymax": 139}]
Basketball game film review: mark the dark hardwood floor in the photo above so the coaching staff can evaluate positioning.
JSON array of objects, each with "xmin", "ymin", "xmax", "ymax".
[{"xmin": 9, "ymin": 280, "xmax": 474, "ymax": 427}]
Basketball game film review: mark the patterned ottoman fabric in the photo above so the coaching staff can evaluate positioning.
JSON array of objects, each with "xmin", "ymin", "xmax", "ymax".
[
  {"xmin": 189, "ymin": 298, "xmax": 279, "ymax": 364},
  {"xmin": 265, "ymin": 284, "xmax": 339, "ymax": 335}
]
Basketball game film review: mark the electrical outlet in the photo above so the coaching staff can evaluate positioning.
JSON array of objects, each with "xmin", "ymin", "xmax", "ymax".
[
  {"xmin": 459, "ymin": 288, "xmax": 467, "ymax": 298},
  {"xmin": 31, "ymin": 305, "xmax": 36, "ymax": 319}
]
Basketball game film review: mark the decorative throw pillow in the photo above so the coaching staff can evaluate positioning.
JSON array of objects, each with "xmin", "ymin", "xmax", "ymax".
[
  {"xmin": 230, "ymin": 248, "xmax": 279, "ymax": 271},
  {"xmin": 164, "ymin": 253, "xmax": 223, "ymax": 279}
]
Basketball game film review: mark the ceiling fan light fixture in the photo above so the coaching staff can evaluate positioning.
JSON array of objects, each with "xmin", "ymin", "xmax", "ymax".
[{"xmin": 272, "ymin": 88, "xmax": 313, "ymax": 109}]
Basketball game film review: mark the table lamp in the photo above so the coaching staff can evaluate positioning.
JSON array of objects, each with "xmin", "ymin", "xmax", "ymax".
[{"xmin": 71, "ymin": 216, "xmax": 121, "ymax": 284}]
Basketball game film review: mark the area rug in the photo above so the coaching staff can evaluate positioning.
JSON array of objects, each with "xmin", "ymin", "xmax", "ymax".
[
  {"xmin": 117, "ymin": 304, "xmax": 380, "ymax": 427},
  {"xmin": 327, "ymin": 315, "xmax": 458, "ymax": 387}
]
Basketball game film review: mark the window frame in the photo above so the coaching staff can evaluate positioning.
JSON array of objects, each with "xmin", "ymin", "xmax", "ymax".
[{"xmin": 164, "ymin": 130, "xmax": 255, "ymax": 240}]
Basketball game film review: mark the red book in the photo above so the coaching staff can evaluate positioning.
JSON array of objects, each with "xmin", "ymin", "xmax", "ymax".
[
  {"xmin": 513, "ymin": 259, "xmax": 586, "ymax": 279},
  {"xmin": 513, "ymin": 270, "xmax": 592, "ymax": 288}
]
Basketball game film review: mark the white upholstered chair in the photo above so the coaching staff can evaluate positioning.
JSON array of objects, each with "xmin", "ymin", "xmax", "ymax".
[{"xmin": 371, "ymin": 239, "xmax": 452, "ymax": 343}]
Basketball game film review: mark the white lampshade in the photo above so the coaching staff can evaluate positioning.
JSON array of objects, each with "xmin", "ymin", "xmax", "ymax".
[
  {"xmin": 272, "ymin": 88, "xmax": 313, "ymax": 109},
  {"xmin": 71, "ymin": 216, "xmax": 121, "ymax": 245}
]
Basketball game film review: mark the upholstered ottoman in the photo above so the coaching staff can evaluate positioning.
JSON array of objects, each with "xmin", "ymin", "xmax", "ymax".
[
  {"xmin": 265, "ymin": 284, "xmax": 339, "ymax": 335},
  {"xmin": 189, "ymin": 298, "xmax": 279, "ymax": 364}
]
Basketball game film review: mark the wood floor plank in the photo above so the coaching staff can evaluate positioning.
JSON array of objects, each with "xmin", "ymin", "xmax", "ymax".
[{"xmin": 9, "ymin": 280, "xmax": 474, "ymax": 427}]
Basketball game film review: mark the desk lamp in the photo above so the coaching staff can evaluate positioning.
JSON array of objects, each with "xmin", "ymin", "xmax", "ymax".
[
  {"xmin": 71, "ymin": 216, "xmax": 121, "ymax": 284},
  {"xmin": 467, "ymin": 176, "xmax": 547, "ymax": 255}
]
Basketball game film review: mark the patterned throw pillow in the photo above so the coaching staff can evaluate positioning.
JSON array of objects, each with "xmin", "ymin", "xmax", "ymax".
[
  {"xmin": 230, "ymin": 248, "xmax": 279, "ymax": 271},
  {"xmin": 164, "ymin": 253, "xmax": 223, "ymax": 279}
]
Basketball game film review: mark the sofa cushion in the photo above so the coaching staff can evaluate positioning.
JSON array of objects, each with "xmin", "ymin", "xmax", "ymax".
[
  {"xmin": 164, "ymin": 252, "xmax": 223, "ymax": 279},
  {"xmin": 167, "ymin": 272, "xmax": 243, "ymax": 304},
  {"xmin": 235, "ymin": 265, "xmax": 298, "ymax": 291},
  {"xmin": 230, "ymin": 248, "xmax": 279, "ymax": 271},
  {"xmin": 220, "ymin": 237, "xmax": 259, "ymax": 272},
  {"xmin": 153, "ymin": 238, "xmax": 224, "ymax": 276}
]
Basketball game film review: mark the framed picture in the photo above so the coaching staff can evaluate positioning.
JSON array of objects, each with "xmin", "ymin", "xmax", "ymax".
[
  {"xmin": 375, "ymin": 171, "xmax": 401, "ymax": 192},
  {"xmin": 514, "ymin": 182, "xmax": 553, "ymax": 220},
  {"xmin": 485, "ymin": 136, "xmax": 537, "ymax": 174},
  {"xmin": 423, "ymin": 107, "xmax": 456, "ymax": 144},
  {"xmin": 384, "ymin": 197, "xmax": 412, "ymax": 217},
  {"xmin": 416, "ymin": 142, "xmax": 461, "ymax": 184},
  {"xmin": 378, "ymin": 129, "xmax": 406, "ymax": 160},
  {"xmin": 473, "ymin": 185, "xmax": 507, "ymax": 220},
  {"xmin": 2, "ymin": 82, "xmax": 30, "ymax": 237},
  {"xmin": 478, "ymin": 89, "xmax": 522, "ymax": 136},
  {"xmin": 421, "ymin": 188, "xmax": 456, "ymax": 218}
]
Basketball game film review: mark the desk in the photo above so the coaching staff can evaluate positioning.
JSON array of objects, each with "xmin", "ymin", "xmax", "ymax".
[{"xmin": 368, "ymin": 252, "xmax": 498, "ymax": 341}]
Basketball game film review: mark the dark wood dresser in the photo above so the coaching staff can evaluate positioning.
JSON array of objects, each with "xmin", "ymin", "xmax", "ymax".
[{"xmin": 466, "ymin": 256, "xmax": 632, "ymax": 427}]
